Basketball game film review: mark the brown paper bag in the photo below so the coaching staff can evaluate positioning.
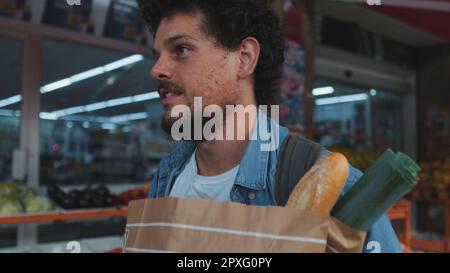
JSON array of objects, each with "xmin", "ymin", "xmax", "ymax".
[
  {"xmin": 326, "ymin": 217, "xmax": 366, "ymax": 253},
  {"xmin": 123, "ymin": 197, "xmax": 366, "ymax": 253}
]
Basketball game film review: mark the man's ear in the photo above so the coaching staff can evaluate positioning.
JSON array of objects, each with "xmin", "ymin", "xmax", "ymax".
[{"xmin": 237, "ymin": 37, "xmax": 261, "ymax": 79}]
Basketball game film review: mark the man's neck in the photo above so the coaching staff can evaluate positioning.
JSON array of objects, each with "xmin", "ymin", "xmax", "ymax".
[
  {"xmin": 195, "ymin": 139, "xmax": 248, "ymax": 176},
  {"xmin": 194, "ymin": 106, "xmax": 257, "ymax": 176}
]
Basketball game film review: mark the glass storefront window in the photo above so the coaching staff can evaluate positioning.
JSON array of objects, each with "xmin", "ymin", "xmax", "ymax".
[
  {"xmin": 371, "ymin": 91, "xmax": 403, "ymax": 152},
  {"xmin": 314, "ymin": 85, "xmax": 373, "ymax": 149},
  {"xmin": 40, "ymin": 38, "xmax": 175, "ymax": 186},
  {"xmin": 0, "ymin": 35, "xmax": 22, "ymax": 182},
  {"xmin": 0, "ymin": 35, "xmax": 23, "ymax": 249},
  {"xmin": 313, "ymin": 83, "xmax": 404, "ymax": 170}
]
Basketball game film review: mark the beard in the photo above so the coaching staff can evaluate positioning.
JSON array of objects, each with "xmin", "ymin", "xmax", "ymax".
[
  {"xmin": 161, "ymin": 111, "xmax": 177, "ymax": 135},
  {"xmin": 159, "ymin": 82, "xmax": 241, "ymax": 141},
  {"xmin": 161, "ymin": 109, "xmax": 217, "ymax": 142}
]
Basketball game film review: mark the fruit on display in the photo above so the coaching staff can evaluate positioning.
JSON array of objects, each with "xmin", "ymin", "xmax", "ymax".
[
  {"xmin": 0, "ymin": 182, "xmax": 53, "ymax": 216},
  {"xmin": 0, "ymin": 182, "xmax": 19, "ymax": 195},
  {"xmin": 143, "ymin": 182, "xmax": 150, "ymax": 195},
  {"xmin": 412, "ymin": 160, "xmax": 450, "ymax": 200},
  {"xmin": 0, "ymin": 195, "xmax": 22, "ymax": 216},
  {"xmin": 47, "ymin": 184, "xmax": 119, "ymax": 210},
  {"xmin": 23, "ymin": 190, "xmax": 53, "ymax": 214},
  {"xmin": 418, "ymin": 161, "xmax": 450, "ymax": 186},
  {"xmin": 118, "ymin": 187, "xmax": 148, "ymax": 206}
]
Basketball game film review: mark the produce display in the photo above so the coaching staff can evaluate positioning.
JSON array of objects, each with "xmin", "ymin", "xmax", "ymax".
[
  {"xmin": 412, "ymin": 160, "xmax": 450, "ymax": 200},
  {"xmin": 46, "ymin": 182, "xmax": 151, "ymax": 209},
  {"xmin": 47, "ymin": 184, "xmax": 119, "ymax": 210},
  {"xmin": 418, "ymin": 161, "xmax": 450, "ymax": 186},
  {"xmin": 0, "ymin": 179, "xmax": 151, "ymax": 217},
  {"xmin": 118, "ymin": 183, "xmax": 149, "ymax": 206},
  {"xmin": 0, "ymin": 182, "xmax": 53, "ymax": 216}
]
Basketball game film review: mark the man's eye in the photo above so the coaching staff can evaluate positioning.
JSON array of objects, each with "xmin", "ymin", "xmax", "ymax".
[{"xmin": 175, "ymin": 45, "xmax": 190, "ymax": 55}]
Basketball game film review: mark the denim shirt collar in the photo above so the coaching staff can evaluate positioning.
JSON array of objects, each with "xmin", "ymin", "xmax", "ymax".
[{"xmin": 156, "ymin": 110, "xmax": 288, "ymax": 191}]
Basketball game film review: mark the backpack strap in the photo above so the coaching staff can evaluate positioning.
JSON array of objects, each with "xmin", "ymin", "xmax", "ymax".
[{"xmin": 275, "ymin": 134, "xmax": 324, "ymax": 206}]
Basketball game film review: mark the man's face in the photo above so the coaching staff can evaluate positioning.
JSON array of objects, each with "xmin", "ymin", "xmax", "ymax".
[{"xmin": 151, "ymin": 11, "xmax": 241, "ymax": 134}]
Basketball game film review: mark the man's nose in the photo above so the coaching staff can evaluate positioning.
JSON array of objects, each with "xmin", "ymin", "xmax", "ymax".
[{"xmin": 150, "ymin": 56, "xmax": 173, "ymax": 80}]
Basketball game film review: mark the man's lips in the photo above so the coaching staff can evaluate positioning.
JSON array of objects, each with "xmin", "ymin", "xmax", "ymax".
[{"xmin": 159, "ymin": 88, "xmax": 183, "ymax": 106}]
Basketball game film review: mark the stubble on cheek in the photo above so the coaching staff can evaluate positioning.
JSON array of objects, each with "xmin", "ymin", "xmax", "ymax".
[
  {"xmin": 199, "ymin": 55, "xmax": 239, "ymax": 108},
  {"xmin": 160, "ymin": 51, "xmax": 238, "ymax": 136}
]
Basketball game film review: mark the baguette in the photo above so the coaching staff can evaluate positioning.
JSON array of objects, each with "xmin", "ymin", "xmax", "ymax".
[{"xmin": 285, "ymin": 152, "xmax": 349, "ymax": 214}]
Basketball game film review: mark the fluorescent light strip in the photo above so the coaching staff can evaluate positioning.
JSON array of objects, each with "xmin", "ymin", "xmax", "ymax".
[
  {"xmin": 39, "ymin": 111, "xmax": 148, "ymax": 126},
  {"xmin": 315, "ymin": 93, "xmax": 369, "ymax": 106},
  {"xmin": 51, "ymin": 91, "xmax": 159, "ymax": 117},
  {"xmin": 40, "ymin": 54, "xmax": 144, "ymax": 94},
  {"xmin": 103, "ymin": 55, "xmax": 144, "ymax": 72},
  {"xmin": 0, "ymin": 109, "xmax": 21, "ymax": 117},
  {"xmin": 107, "ymin": 97, "xmax": 134, "ymax": 107},
  {"xmin": 101, "ymin": 123, "xmax": 117, "ymax": 130},
  {"xmin": 133, "ymin": 92, "xmax": 160, "ymax": 102},
  {"xmin": 108, "ymin": 114, "xmax": 129, "ymax": 123},
  {"xmin": 39, "ymin": 112, "xmax": 58, "ymax": 120},
  {"xmin": 109, "ymin": 112, "xmax": 148, "ymax": 123},
  {"xmin": 0, "ymin": 109, "xmax": 14, "ymax": 117},
  {"xmin": 0, "ymin": 94, "xmax": 22, "ymax": 108},
  {"xmin": 2, "ymin": 55, "xmax": 145, "ymax": 107},
  {"xmin": 84, "ymin": 101, "xmax": 108, "ymax": 112},
  {"xmin": 312, "ymin": 87, "xmax": 334, "ymax": 96},
  {"xmin": 51, "ymin": 106, "xmax": 86, "ymax": 117},
  {"xmin": 128, "ymin": 112, "xmax": 148, "ymax": 121},
  {"xmin": 59, "ymin": 115, "xmax": 111, "ymax": 123},
  {"xmin": 40, "ymin": 79, "xmax": 72, "ymax": 93},
  {"xmin": 70, "ymin": 67, "xmax": 105, "ymax": 83},
  {"xmin": 40, "ymin": 113, "xmax": 113, "ymax": 124}
]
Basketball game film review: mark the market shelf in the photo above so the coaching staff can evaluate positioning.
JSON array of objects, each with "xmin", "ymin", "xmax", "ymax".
[
  {"xmin": 387, "ymin": 199, "xmax": 412, "ymax": 250},
  {"xmin": 0, "ymin": 207, "xmax": 128, "ymax": 225},
  {"xmin": 411, "ymin": 238, "xmax": 448, "ymax": 253},
  {"xmin": 410, "ymin": 198, "xmax": 450, "ymax": 253}
]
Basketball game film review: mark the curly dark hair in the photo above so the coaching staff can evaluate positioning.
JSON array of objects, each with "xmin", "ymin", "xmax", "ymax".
[{"xmin": 137, "ymin": 0, "xmax": 285, "ymax": 106}]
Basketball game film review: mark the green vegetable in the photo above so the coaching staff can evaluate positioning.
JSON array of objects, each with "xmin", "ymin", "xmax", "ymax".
[
  {"xmin": 0, "ymin": 182, "xmax": 20, "ymax": 195},
  {"xmin": 0, "ymin": 182, "xmax": 52, "ymax": 215},
  {"xmin": 0, "ymin": 195, "xmax": 22, "ymax": 215},
  {"xmin": 332, "ymin": 149, "xmax": 420, "ymax": 231},
  {"xmin": 24, "ymin": 196, "xmax": 52, "ymax": 213}
]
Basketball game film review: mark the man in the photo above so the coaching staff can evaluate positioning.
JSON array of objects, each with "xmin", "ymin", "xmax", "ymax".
[{"xmin": 138, "ymin": 0, "xmax": 402, "ymax": 253}]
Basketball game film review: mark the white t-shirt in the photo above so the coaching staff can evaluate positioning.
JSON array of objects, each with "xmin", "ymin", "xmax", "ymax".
[{"xmin": 169, "ymin": 152, "xmax": 240, "ymax": 201}]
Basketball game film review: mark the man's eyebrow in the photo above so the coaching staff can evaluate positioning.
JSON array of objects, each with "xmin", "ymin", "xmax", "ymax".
[
  {"xmin": 152, "ymin": 34, "xmax": 198, "ymax": 56},
  {"xmin": 163, "ymin": 34, "xmax": 198, "ymax": 47}
]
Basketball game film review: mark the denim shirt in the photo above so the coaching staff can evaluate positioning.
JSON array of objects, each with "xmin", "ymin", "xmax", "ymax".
[{"xmin": 149, "ymin": 115, "xmax": 402, "ymax": 253}]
